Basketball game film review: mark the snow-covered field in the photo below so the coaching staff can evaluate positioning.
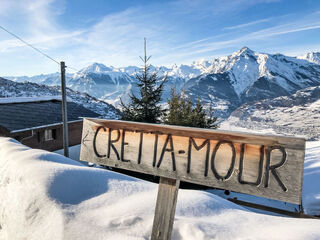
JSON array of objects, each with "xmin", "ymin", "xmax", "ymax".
[{"xmin": 1, "ymin": 137, "xmax": 320, "ymax": 240}]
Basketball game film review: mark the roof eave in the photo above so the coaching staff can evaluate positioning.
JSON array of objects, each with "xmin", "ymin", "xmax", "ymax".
[{"xmin": 9, "ymin": 119, "xmax": 83, "ymax": 134}]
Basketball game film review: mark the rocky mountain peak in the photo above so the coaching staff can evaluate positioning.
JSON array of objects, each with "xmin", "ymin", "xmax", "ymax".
[
  {"xmin": 238, "ymin": 46, "xmax": 254, "ymax": 56},
  {"xmin": 80, "ymin": 63, "xmax": 114, "ymax": 74}
]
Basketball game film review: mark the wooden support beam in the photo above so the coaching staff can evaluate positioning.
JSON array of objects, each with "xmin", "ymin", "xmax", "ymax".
[{"xmin": 151, "ymin": 177, "xmax": 180, "ymax": 240}]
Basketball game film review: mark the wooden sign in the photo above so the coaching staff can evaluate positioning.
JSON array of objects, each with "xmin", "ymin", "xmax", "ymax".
[
  {"xmin": 80, "ymin": 118, "xmax": 305, "ymax": 203},
  {"xmin": 80, "ymin": 118, "xmax": 306, "ymax": 239}
]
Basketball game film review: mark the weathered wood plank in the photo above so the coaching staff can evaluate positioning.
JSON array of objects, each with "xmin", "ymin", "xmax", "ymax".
[
  {"xmin": 80, "ymin": 118, "xmax": 306, "ymax": 204},
  {"xmin": 84, "ymin": 118, "xmax": 305, "ymax": 149},
  {"xmin": 151, "ymin": 177, "xmax": 180, "ymax": 240}
]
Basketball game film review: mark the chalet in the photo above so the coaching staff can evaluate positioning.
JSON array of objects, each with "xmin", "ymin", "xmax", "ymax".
[{"xmin": 0, "ymin": 96, "xmax": 100, "ymax": 151}]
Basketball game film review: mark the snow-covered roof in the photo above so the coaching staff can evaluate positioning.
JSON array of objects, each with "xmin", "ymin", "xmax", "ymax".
[
  {"xmin": 0, "ymin": 99, "xmax": 100, "ymax": 132},
  {"xmin": 0, "ymin": 96, "xmax": 63, "ymax": 104}
]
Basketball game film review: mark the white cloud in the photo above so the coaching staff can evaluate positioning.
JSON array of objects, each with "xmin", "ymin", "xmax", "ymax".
[
  {"xmin": 224, "ymin": 18, "xmax": 272, "ymax": 30},
  {"xmin": 155, "ymin": 11, "xmax": 320, "ymax": 63},
  {"xmin": 0, "ymin": 0, "xmax": 69, "ymax": 44},
  {"xmin": 65, "ymin": 7, "xmax": 177, "ymax": 68},
  {"xmin": 0, "ymin": 0, "xmax": 319, "ymax": 76},
  {"xmin": 0, "ymin": 30, "xmax": 84, "ymax": 52}
]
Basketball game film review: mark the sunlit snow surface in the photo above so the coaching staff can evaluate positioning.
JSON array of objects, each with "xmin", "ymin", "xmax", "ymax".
[{"xmin": 1, "ymin": 138, "xmax": 320, "ymax": 240}]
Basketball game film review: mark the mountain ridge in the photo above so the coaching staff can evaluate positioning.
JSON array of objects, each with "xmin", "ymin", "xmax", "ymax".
[
  {"xmin": 4, "ymin": 47, "xmax": 320, "ymax": 118},
  {"xmin": 0, "ymin": 77, "xmax": 120, "ymax": 119},
  {"xmin": 223, "ymin": 86, "xmax": 320, "ymax": 140}
]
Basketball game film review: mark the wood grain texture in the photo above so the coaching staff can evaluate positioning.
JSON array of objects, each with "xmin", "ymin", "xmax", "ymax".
[
  {"xmin": 80, "ymin": 118, "xmax": 306, "ymax": 204},
  {"xmin": 151, "ymin": 177, "xmax": 180, "ymax": 240}
]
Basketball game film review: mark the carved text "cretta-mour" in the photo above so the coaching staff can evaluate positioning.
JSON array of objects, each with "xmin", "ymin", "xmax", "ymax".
[{"xmin": 92, "ymin": 126, "xmax": 288, "ymax": 191}]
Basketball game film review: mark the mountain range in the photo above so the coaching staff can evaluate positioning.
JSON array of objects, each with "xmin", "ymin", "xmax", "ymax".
[
  {"xmin": 224, "ymin": 85, "xmax": 320, "ymax": 140},
  {"xmin": 6, "ymin": 47, "xmax": 320, "ymax": 115},
  {"xmin": 3, "ymin": 47, "xmax": 320, "ymax": 139}
]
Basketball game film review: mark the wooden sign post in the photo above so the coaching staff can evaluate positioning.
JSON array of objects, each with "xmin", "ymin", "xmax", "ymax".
[
  {"xmin": 151, "ymin": 177, "xmax": 180, "ymax": 240},
  {"xmin": 80, "ymin": 118, "xmax": 306, "ymax": 240}
]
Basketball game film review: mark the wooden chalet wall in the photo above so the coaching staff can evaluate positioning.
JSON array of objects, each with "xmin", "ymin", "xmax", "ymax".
[{"xmin": 8, "ymin": 121, "xmax": 83, "ymax": 151}]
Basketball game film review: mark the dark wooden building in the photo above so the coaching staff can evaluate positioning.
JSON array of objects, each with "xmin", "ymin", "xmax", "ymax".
[{"xmin": 0, "ymin": 97, "xmax": 100, "ymax": 151}]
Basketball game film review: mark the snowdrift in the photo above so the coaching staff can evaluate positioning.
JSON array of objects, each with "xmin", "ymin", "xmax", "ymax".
[{"xmin": 0, "ymin": 138, "xmax": 320, "ymax": 240}]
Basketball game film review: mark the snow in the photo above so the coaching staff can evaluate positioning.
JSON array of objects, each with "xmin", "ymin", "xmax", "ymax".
[
  {"xmin": 167, "ymin": 63, "xmax": 203, "ymax": 80},
  {"xmin": 298, "ymin": 52, "xmax": 320, "ymax": 65},
  {"xmin": 78, "ymin": 63, "xmax": 114, "ymax": 74},
  {"xmin": 0, "ymin": 77, "xmax": 120, "ymax": 119},
  {"xmin": 302, "ymin": 141, "xmax": 320, "ymax": 215},
  {"xmin": 72, "ymin": 67, "xmax": 131, "ymax": 86},
  {"xmin": 223, "ymin": 86, "xmax": 320, "ymax": 140},
  {"xmin": 0, "ymin": 96, "xmax": 65, "ymax": 104},
  {"xmin": 1, "ymin": 137, "xmax": 320, "ymax": 239},
  {"xmin": 54, "ymin": 144, "xmax": 81, "ymax": 161},
  {"xmin": 220, "ymin": 119, "xmax": 277, "ymax": 135},
  {"xmin": 5, "ymin": 48, "xmax": 320, "ymax": 112},
  {"xmin": 10, "ymin": 120, "xmax": 82, "ymax": 134}
]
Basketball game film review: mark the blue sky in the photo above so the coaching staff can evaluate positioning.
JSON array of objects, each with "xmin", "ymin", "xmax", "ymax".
[{"xmin": 0, "ymin": 0, "xmax": 320, "ymax": 76}]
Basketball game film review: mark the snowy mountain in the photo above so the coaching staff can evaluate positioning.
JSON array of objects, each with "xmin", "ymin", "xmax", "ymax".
[
  {"xmin": 5, "ymin": 72, "xmax": 72, "ymax": 86},
  {"xmin": 68, "ymin": 63, "xmax": 134, "ymax": 106},
  {"xmin": 6, "ymin": 63, "xmax": 138, "ymax": 106},
  {"xmin": 4, "ymin": 47, "xmax": 320, "ymax": 119},
  {"xmin": 3, "ymin": 61, "xmax": 214, "ymax": 106},
  {"xmin": 298, "ymin": 52, "xmax": 320, "ymax": 65},
  {"xmin": 184, "ymin": 47, "xmax": 320, "ymax": 118},
  {"xmin": 222, "ymin": 86, "xmax": 320, "ymax": 140},
  {"xmin": 77, "ymin": 62, "xmax": 115, "ymax": 74},
  {"xmin": 0, "ymin": 77, "xmax": 120, "ymax": 119},
  {"xmin": 121, "ymin": 62, "xmax": 208, "ymax": 79}
]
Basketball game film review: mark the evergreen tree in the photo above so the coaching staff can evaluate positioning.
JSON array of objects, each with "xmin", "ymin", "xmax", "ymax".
[
  {"xmin": 164, "ymin": 88, "xmax": 218, "ymax": 129},
  {"xmin": 206, "ymin": 101, "xmax": 218, "ymax": 129},
  {"xmin": 120, "ymin": 38, "xmax": 167, "ymax": 123}
]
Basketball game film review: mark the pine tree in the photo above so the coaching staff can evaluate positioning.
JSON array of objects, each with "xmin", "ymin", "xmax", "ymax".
[
  {"xmin": 206, "ymin": 102, "xmax": 218, "ymax": 129},
  {"xmin": 190, "ymin": 99, "xmax": 207, "ymax": 128},
  {"xmin": 120, "ymin": 38, "xmax": 167, "ymax": 123},
  {"xmin": 164, "ymin": 88, "xmax": 218, "ymax": 129}
]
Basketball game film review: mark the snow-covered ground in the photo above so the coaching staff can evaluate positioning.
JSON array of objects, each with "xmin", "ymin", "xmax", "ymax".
[
  {"xmin": 54, "ymin": 145, "xmax": 81, "ymax": 162},
  {"xmin": 1, "ymin": 137, "xmax": 320, "ymax": 240}
]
